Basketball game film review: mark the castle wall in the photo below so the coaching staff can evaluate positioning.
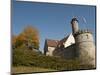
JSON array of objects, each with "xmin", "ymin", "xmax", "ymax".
[
  {"xmin": 74, "ymin": 32, "xmax": 95, "ymax": 66},
  {"xmin": 53, "ymin": 44, "xmax": 76, "ymax": 59},
  {"xmin": 75, "ymin": 32, "xmax": 94, "ymax": 43}
]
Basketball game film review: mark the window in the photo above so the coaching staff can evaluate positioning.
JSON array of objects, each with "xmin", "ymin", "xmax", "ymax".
[{"xmin": 86, "ymin": 34, "xmax": 89, "ymax": 39}]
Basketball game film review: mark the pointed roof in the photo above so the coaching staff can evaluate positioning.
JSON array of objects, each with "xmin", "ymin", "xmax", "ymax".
[
  {"xmin": 58, "ymin": 35, "xmax": 69, "ymax": 46},
  {"xmin": 44, "ymin": 33, "xmax": 74, "ymax": 48}
]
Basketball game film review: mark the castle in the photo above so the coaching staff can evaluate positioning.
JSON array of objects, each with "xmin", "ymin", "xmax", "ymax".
[{"xmin": 44, "ymin": 18, "xmax": 95, "ymax": 66}]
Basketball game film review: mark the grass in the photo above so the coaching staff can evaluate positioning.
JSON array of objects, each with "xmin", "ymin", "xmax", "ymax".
[
  {"xmin": 12, "ymin": 46, "xmax": 95, "ymax": 74},
  {"xmin": 11, "ymin": 66, "xmax": 57, "ymax": 74}
]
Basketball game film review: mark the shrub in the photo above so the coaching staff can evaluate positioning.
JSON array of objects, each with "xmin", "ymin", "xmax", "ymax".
[{"xmin": 12, "ymin": 47, "xmax": 94, "ymax": 70}]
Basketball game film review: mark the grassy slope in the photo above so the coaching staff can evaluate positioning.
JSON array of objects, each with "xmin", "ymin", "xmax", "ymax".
[
  {"xmin": 12, "ymin": 46, "xmax": 95, "ymax": 74},
  {"xmin": 12, "ymin": 66, "xmax": 56, "ymax": 74}
]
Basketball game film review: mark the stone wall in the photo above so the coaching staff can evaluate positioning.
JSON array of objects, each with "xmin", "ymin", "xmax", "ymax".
[
  {"xmin": 53, "ymin": 44, "xmax": 77, "ymax": 59},
  {"xmin": 74, "ymin": 31, "xmax": 95, "ymax": 66}
]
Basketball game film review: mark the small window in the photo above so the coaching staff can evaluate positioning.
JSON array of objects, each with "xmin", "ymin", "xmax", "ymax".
[{"xmin": 86, "ymin": 34, "xmax": 89, "ymax": 39}]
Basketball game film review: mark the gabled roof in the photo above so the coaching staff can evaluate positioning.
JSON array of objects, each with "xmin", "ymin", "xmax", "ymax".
[
  {"xmin": 46, "ymin": 39, "xmax": 59, "ymax": 47},
  {"xmin": 44, "ymin": 33, "xmax": 74, "ymax": 48},
  {"xmin": 58, "ymin": 35, "xmax": 69, "ymax": 46},
  {"xmin": 57, "ymin": 33, "xmax": 75, "ymax": 48}
]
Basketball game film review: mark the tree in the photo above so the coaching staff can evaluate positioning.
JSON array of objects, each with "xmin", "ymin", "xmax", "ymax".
[
  {"xmin": 19, "ymin": 26, "xmax": 39, "ymax": 49},
  {"xmin": 12, "ymin": 26, "xmax": 39, "ymax": 50},
  {"xmin": 12, "ymin": 35, "xmax": 17, "ymax": 49}
]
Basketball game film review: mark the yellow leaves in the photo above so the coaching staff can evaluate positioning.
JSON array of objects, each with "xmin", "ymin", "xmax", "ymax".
[
  {"xmin": 12, "ymin": 26, "xmax": 39, "ymax": 49},
  {"xmin": 23, "ymin": 26, "xmax": 39, "ymax": 35},
  {"xmin": 12, "ymin": 35, "xmax": 17, "ymax": 45},
  {"xmin": 17, "ymin": 35, "xmax": 26, "ymax": 42}
]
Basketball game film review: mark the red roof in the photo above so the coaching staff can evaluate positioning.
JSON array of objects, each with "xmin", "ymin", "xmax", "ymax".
[{"xmin": 46, "ymin": 39, "xmax": 59, "ymax": 47}]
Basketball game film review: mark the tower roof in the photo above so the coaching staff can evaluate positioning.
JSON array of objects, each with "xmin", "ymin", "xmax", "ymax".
[{"xmin": 71, "ymin": 17, "xmax": 79, "ymax": 24}]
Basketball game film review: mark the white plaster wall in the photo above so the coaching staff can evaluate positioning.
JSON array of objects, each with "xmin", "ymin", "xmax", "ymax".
[{"xmin": 46, "ymin": 47, "xmax": 55, "ymax": 56}]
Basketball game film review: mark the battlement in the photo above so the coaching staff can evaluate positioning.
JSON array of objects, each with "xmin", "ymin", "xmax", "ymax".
[{"xmin": 74, "ymin": 29, "xmax": 92, "ymax": 37}]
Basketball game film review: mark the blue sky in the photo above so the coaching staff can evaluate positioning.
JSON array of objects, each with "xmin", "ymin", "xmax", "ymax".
[{"xmin": 12, "ymin": 1, "xmax": 96, "ymax": 51}]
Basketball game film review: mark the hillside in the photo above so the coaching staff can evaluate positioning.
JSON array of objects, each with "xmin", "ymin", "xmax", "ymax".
[{"xmin": 12, "ymin": 46, "xmax": 94, "ymax": 74}]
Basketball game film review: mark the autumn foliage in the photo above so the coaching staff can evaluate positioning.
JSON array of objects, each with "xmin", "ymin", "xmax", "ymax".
[{"xmin": 12, "ymin": 26, "xmax": 39, "ymax": 50}]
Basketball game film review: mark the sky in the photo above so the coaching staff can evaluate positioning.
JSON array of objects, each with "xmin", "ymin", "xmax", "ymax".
[{"xmin": 12, "ymin": 1, "xmax": 96, "ymax": 52}]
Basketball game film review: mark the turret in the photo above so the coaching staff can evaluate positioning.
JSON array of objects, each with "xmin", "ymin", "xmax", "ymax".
[
  {"xmin": 75, "ymin": 29, "xmax": 95, "ymax": 67},
  {"xmin": 70, "ymin": 17, "xmax": 95, "ymax": 67},
  {"xmin": 71, "ymin": 17, "xmax": 79, "ymax": 34}
]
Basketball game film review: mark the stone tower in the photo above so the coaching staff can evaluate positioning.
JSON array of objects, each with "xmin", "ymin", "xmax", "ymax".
[
  {"xmin": 71, "ymin": 17, "xmax": 79, "ymax": 34},
  {"xmin": 71, "ymin": 18, "xmax": 95, "ymax": 67}
]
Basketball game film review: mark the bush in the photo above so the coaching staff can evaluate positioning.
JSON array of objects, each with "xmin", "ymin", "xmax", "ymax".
[{"xmin": 12, "ymin": 46, "xmax": 94, "ymax": 70}]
